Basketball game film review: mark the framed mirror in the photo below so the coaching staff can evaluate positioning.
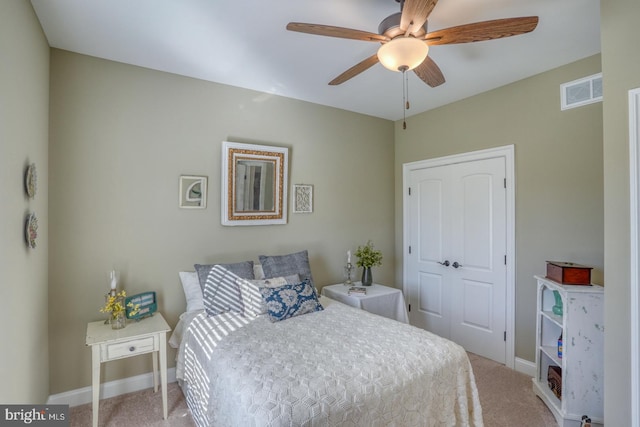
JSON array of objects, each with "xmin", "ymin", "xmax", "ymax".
[{"xmin": 221, "ymin": 141, "xmax": 288, "ymax": 226}]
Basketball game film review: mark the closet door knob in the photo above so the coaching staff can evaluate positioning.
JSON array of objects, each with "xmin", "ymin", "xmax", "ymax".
[
  {"xmin": 452, "ymin": 261, "xmax": 462, "ymax": 269},
  {"xmin": 437, "ymin": 260, "xmax": 450, "ymax": 267}
]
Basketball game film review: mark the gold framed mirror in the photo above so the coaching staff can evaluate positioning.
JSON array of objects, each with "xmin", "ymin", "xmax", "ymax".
[{"xmin": 221, "ymin": 141, "xmax": 288, "ymax": 226}]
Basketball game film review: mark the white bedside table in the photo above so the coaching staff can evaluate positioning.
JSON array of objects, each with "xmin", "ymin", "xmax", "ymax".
[
  {"xmin": 321, "ymin": 283, "xmax": 409, "ymax": 323},
  {"xmin": 85, "ymin": 313, "xmax": 171, "ymax": 427}
]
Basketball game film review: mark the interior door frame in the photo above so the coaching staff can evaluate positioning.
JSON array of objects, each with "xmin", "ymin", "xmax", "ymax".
[
  {"xmin": 629, "ymin": 87, "xmax": 640, "ymax": 427},
  {"xmin": 402, "ymin": 144, "xmax": 515, "ymax": 369}
]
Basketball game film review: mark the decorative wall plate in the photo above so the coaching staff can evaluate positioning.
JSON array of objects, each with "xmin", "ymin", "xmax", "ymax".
[
  {"xmin": 25, "ymin": 212, "xmax": 38, "ymax": 249},
  {"xmin": 25, "ymin": 163, "xmax": 37, "ymax": 198},
  {"xmin": 293, "ymin": 184, "xmax": 313, "ymax": 213}
]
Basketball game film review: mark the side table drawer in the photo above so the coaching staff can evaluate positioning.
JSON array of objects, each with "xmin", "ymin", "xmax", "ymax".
[{"xmin": 104, "ymin": 336, "xmax": 156, "ymax": 361}]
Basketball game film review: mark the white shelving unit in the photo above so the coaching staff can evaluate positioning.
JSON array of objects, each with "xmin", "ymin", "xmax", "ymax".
[{"xmin": 532, "ymin": 275, "xmax": 604, "ymax": 427}]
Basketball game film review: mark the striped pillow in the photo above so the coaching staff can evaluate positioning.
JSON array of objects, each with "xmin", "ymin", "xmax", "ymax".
[{"xmin": 194, "ymin": 261, "xmax": 254, "ymax": 316}]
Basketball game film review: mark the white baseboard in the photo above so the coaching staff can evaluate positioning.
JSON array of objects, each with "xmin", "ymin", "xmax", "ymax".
[
  {"xmin": 47, "ymin": 368, "xmax": 177, "ymax": 407},
  {"xmin": 514, "ymin": 357, "xmax": 536, "ymax": 377}
]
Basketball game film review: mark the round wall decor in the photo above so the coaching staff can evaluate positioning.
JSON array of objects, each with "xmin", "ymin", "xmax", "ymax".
[
  {"xmin": 25, "ymin": 163, "xmax": 37, "ymax": 198},
  {"xmin": 25, "ymin": 212, "xmax": 38, "ymax": 249}
]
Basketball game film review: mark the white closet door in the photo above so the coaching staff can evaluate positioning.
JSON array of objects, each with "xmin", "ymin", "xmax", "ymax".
[{"xmin": 407, "ymin": 156, "xmax": 507, "ymax": 364}]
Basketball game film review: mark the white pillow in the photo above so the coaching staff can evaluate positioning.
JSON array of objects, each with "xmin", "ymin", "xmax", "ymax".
[
  {"xmin": 178, "ymin": 271, "xmax": 205, "ymax": 312},
  {"xmin": 238, "ymin": 274, "xmax": 299, "ymax": 317},
  {"xmin": 254, "ymin": 264, "xmax": 265, "ymax": 280}
]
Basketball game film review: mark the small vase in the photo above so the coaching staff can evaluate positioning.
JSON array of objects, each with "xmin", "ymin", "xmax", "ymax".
[
  {"xmin": 111, "ymin": 311, "xmax": 126, "ymax": 329},
  {"xmin": 552, "ymin": 290, "xmax": 563, "ymax": 316},
  {"xmin": 361, "ymin": 267, "xmax": 373, "ymax": 286}
]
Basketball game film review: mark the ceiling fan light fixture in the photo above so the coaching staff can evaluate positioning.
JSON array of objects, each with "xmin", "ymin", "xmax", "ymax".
[{"xmin": 377, "ymin": 37, "xmax": 429, "ymax": 72}]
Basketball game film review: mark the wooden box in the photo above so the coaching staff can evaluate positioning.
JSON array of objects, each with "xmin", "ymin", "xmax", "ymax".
[
  {"xmin": 546, "ymin": 261, "xmax": 592, "ymax": 285},
  {"xmin": 547, "ymin": 365, "xmax": 562, "ymax": 399}
]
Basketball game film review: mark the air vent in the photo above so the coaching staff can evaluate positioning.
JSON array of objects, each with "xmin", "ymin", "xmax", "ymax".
[{"xmin": 561, "ymin": 73, "xmax": 602, "ymax": 110}]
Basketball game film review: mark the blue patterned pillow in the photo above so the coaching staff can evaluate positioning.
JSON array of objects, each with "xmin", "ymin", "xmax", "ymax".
[
  {"xmin": 237, "ymin": 274, "xmax": 300, "ymax": 318},
  {"xmin": 260, "ymin": 281, "xmax": 323, "ymax": 322}
]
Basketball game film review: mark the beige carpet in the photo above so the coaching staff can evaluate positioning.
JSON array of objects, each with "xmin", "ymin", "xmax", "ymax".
[
  {"xmin": 70, "ymin": 353, "xmax": 556, "ymax": 426},
  {"xmin": 69, "ymin": 382, "xmax": 195, "ymax": 427},
  {"xmin": 467, "ymin": 352, "xmax": 556, "ymax": 427}
]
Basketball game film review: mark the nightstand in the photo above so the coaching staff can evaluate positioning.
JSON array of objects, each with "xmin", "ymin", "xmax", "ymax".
[
  {"xmin": 321, "ymin": 283, "xmax": 409, "ymax": 323},
  {"xmin": 85, "ymin": 313, "xmax": 171, "ymax": 427}
]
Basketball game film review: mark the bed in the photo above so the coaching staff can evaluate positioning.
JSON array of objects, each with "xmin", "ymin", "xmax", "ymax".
[{"xmin": 171, "ymin": 251, "xmax": 484, "ymax": 427}]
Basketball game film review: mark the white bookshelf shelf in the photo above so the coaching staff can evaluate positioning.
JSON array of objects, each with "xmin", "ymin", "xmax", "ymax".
[{"xmin": 532, "ymin": 276, "xmax": 604, "ymax": 427}]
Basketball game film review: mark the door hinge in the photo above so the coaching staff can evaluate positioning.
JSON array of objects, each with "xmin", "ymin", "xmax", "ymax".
[
  {"xmin": 504, "ymin": 331, "xmax": 507, "ymax": 341},
  {"xmin": 408, "ymin": 303, "xmax": 411, "ymax": 312},
  {"xmin": 504, "ymin": 255, "xmax": 507, "ymax": 265},
  {"xmin": 408, "ymin": 187, "xmax": 411, "ymax": 196},
  {"xmin": 504, "ymin": 178, "xmax": 506, "ymax": 189},
  {"xmin": 408, "ymin": 246, "xmax": 411, "ymax": 254}
]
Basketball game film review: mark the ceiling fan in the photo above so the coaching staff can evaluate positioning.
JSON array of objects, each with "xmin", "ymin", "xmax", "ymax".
[{"xmin": 286, "ymin": 0, "xmax": 539, "ymax": 88}]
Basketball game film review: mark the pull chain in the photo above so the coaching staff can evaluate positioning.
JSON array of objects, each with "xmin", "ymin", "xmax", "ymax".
[
  {"xmin": 406, "ymin": 69, "xmax": 410, "ymax": 111},
  {"xmin": 402, "ymin": 70, "xmax": 406, "ymax": 129},
  {"xmin": 400, "ymin": 66, "xmax": 410, "ymax": 130}
]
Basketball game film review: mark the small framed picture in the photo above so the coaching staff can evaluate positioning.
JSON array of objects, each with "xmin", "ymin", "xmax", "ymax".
[
  {"xmin": 293, "ymin": 184, "xmax": 313, "ymax": 213},
  {"xmin": 179, "ymin": 175, "xmax": 207, "ymax": 209}
]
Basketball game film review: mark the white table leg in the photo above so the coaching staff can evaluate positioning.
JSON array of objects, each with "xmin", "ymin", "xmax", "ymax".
[
  {"xmin": 159, "ymin": 332, "xmax": 168, "ymax": 419},
  {"xmin": 152, "ymin": 350, "xmax": 158, "ymax": 393},
  {"xmin": 91, "ymin": 345, "xmax": 101, "ymax": 427}
]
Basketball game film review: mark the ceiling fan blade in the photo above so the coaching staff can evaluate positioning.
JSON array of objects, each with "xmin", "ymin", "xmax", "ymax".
[
  {"xmin": 286, "ymin": 22, "xmax": 389, "ymax": 42},
  {"xmin": 400, "ymin": 0, "xmax": 439, "ymax": 36},
  {"xmin": 425, "ymin": 16, "xmax": 539, "ymax": 45},
  {"xmin": 413, "ymin": 56, "xmax": 445, "ymax": 87},
  {"xmin": 329, "ymin": 54, "xmax": 380, "ymax": 85}
]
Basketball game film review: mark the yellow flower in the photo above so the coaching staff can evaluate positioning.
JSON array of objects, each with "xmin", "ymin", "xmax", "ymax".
[{"xmin": 100, "ymin": 290, "xmax": 140, "ymax": 318}]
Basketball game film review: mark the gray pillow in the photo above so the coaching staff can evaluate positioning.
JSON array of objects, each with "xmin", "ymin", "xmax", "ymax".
[
  {"xmin": 194, "ymin": 261, "xmax": 254, "ymax": 315},
  {"xmin": 259, "ymin": 250, "xmax": 314, "ymax": 288}
]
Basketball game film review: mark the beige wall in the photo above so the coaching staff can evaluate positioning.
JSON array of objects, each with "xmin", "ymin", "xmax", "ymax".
[
  {"xmin": 0, "ymin": 1, "xmax": 50, "ymax": 403},
  {"xmin": 601, "ymin": 0, "xmax": 640, "ymax": 425},
  {"xmin": 48, "ymin": 49, "xmax": 395, "ymax": 393},
  {"xmin": 47, "ymin": 48, "xmax": 607, "ymax": 396},
  {"xmin": 394, "ymin": 55, "xmax": 604, "ymax": 363}
]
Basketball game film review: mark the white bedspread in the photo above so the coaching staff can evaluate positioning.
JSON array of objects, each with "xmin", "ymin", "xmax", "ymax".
[{"xmin": 175, "ymin": 296, "xmax": 483, "ymax": 427}]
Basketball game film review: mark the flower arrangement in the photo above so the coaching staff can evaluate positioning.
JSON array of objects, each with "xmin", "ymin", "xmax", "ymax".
[
  {"xmin": 100, "ymin": 290, "xmax": 139, "ymax": 319},
  {"xmin": 355, "ymin": 240, "xmax": 383, "ymax": 268}
]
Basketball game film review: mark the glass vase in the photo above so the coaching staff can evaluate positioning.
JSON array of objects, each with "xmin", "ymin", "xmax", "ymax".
[
  {"xmin": 361, "ymin": 267, "xmax": 373, "ymax": 286},
  {"xmin": 110, "ymin": 311, "xmax": 126, "ymax": 329}
]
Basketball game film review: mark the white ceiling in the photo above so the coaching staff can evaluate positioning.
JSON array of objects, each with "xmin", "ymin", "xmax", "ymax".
[{"xmin": 30, "ymin": 0, "xmax": 601, "ymax": 121}]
